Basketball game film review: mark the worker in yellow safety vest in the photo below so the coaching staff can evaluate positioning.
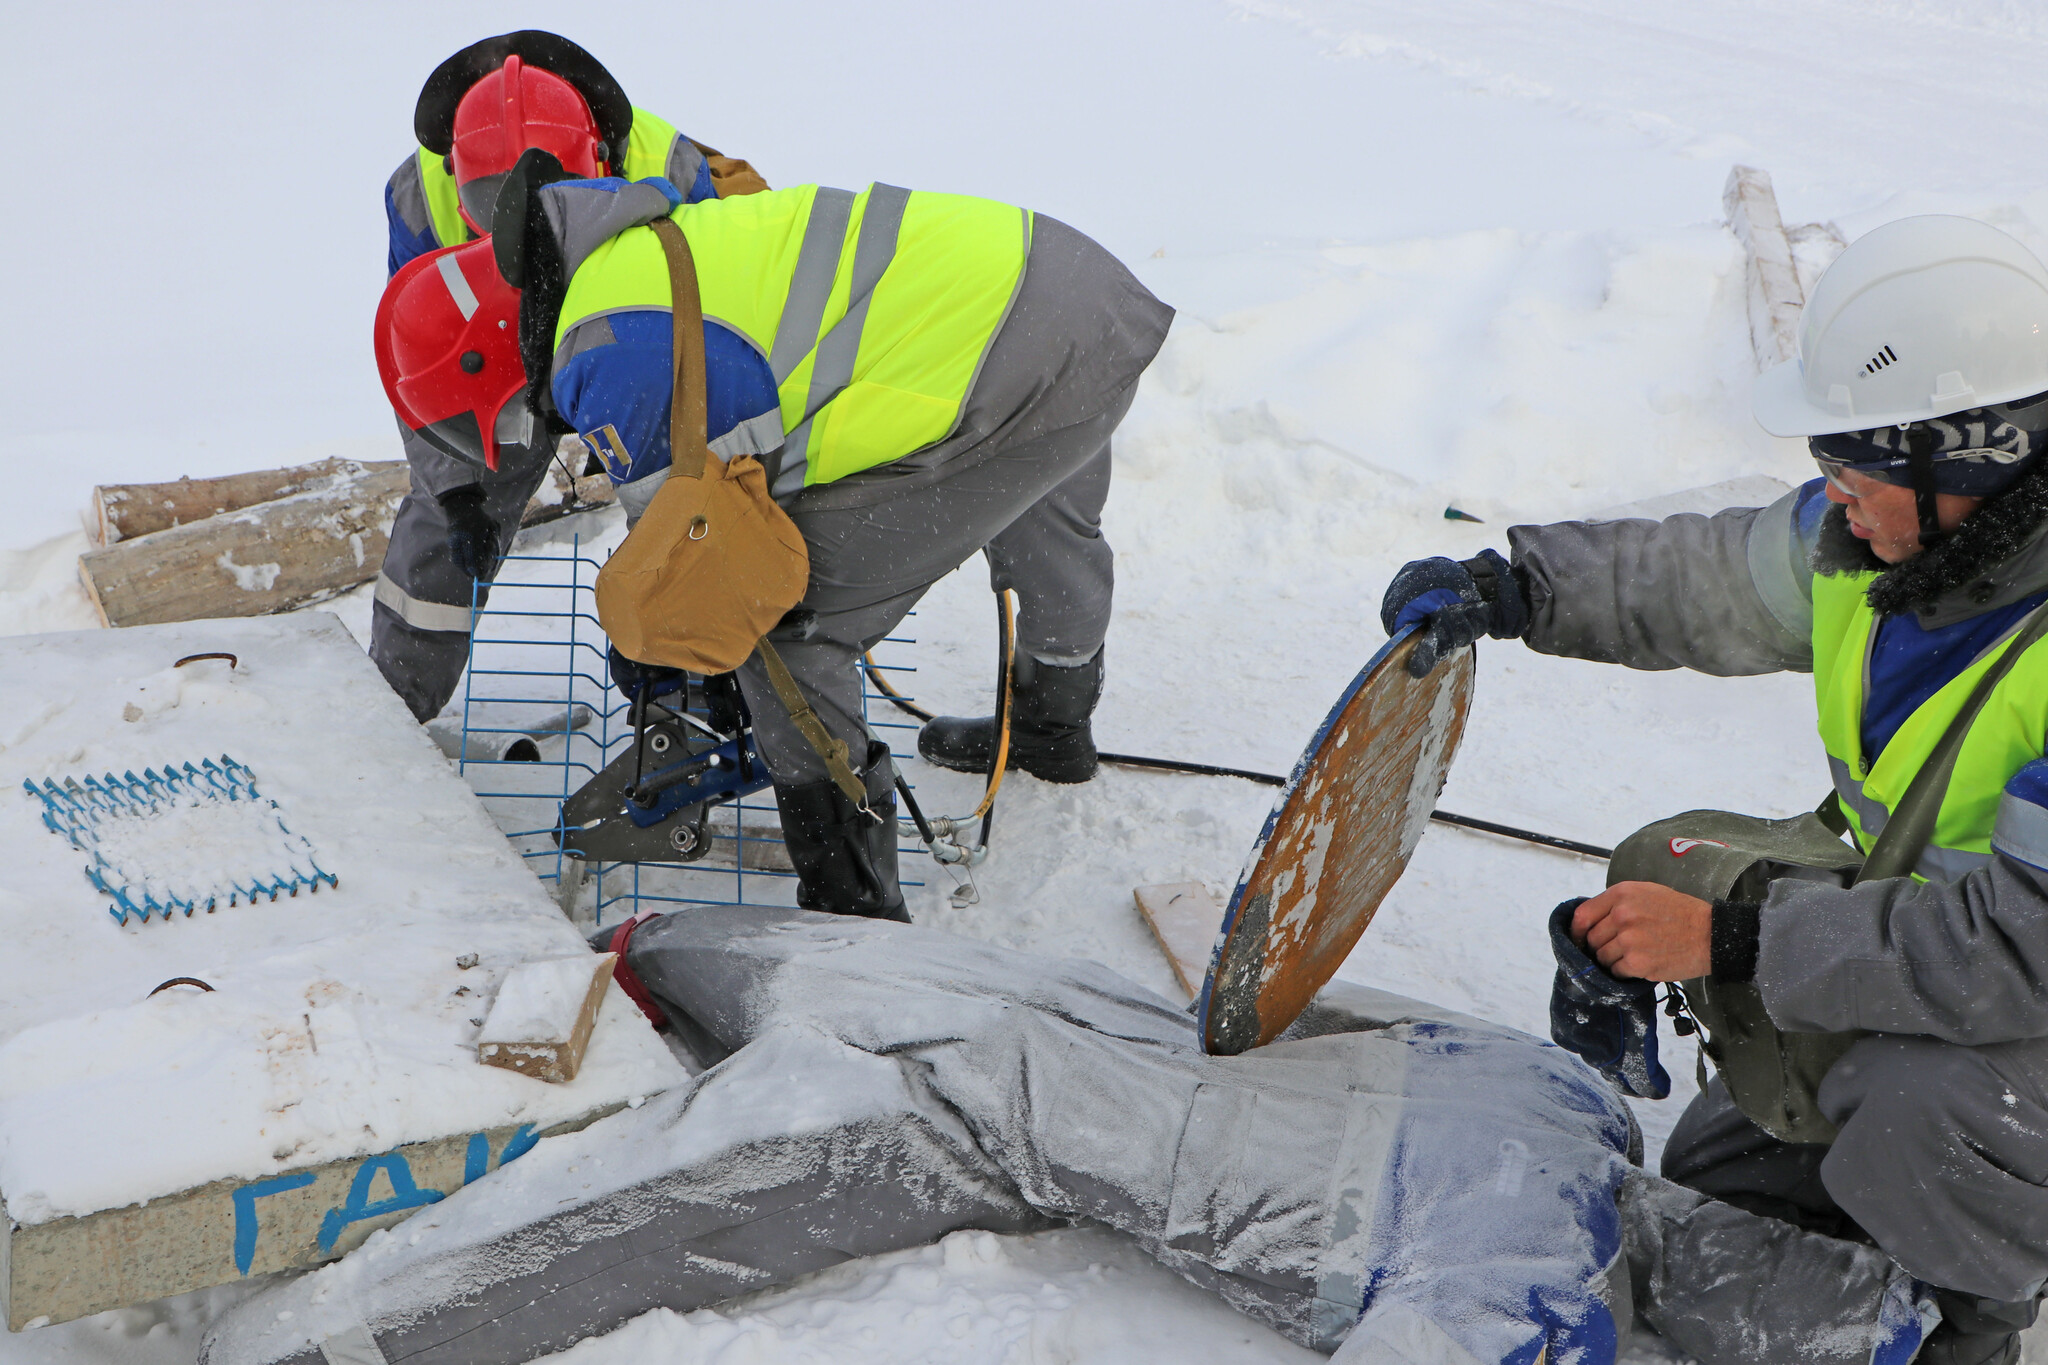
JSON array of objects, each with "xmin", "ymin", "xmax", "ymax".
[
  {"xmin": 379, "ymin": 156, "xmax": 1173, "ymax": 921},
  {"xmin": 371, "ymin": 30, "xmax": 767, "ymax": 723},
  {"xmin": 1383, "ymin": 215, "xmax": 2048, "ymax": 1365}
]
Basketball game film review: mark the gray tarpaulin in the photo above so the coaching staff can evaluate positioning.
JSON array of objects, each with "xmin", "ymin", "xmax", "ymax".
[{"xmin": 200, "ymin": 908, "xmax": 1932, "ymax": 1365}]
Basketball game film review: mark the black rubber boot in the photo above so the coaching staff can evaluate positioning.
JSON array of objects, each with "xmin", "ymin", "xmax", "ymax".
[
  {"xmin": 917, "ymin": 650, "xmax": 1103, "ymax": 784},
  {"xmin": 1918, "ymin": 1288, "xmax": 2038, "ymax": 1365},
  {"xmin": 772, "ymin": 741, "xmax": 910, "ymax": 922}
]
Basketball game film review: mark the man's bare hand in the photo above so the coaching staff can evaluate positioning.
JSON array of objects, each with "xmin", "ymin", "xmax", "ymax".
[{"xmin": 1571, "ymin": 882, "xmax": 1713, "ymax": 982}]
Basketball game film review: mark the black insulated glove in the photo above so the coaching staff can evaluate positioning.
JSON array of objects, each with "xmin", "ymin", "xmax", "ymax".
[
  {"xmin": 436, "ymin": 485, "xmax": 503, "ymax": 582},
  {"xmin": 1378, "ymin": 548, "xmax": 1530, "ymax": 677},
  {"xmin": 1547, "ymin": 899, "xmax": 1671, "ymax": 1100}
]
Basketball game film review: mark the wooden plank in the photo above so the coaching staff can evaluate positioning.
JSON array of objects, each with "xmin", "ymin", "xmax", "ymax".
[
  {"xmin": 1134, "ymin": 883, "xmax": 1223, "ymax": 1000},
  {"xmin": 2, "ymin": 1109, "xmax": 615, "ymax": 1329},
  {"xmin": 78, "ymin": 462, "xmax": 412, "ymax": 627},
  {"xmin": 90, "ymin": 458, "xmax": 406, "ymax": 547},
  {"xmin": 478, "ymin": 955, "xmax": 618, "ymax": 1084},
  {"xmin": 1723, "ymin": 165, "xmax": 1805, "ymax": 371}
]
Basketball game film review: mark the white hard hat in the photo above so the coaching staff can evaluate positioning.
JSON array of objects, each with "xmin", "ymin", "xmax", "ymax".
[{"xmin": 1752, "ymin": 215, "xmax": 2048, "ymax": 437}]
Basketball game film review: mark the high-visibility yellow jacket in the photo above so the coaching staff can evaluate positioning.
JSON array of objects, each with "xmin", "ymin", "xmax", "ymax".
[
  {"xmin": 554, "ymin": 182, "xmax": 1032, "ymax": 496},
  {"xmin": 1812, "ymin": 570, "xmax": 2048, "ymax": 881}
]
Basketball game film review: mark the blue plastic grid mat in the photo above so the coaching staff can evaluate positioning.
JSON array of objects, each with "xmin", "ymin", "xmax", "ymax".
[
  {"xmin": 24, "ymin": 756, "xmax": 334, "ymax": 926},
  {"xmin": 452, "ymin": 533, "xmax": 921, "ymax": 928}
]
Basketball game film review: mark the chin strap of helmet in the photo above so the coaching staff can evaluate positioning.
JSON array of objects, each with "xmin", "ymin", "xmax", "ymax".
[{"xmin": 1906, "ymin": 420, "xmax": 1945, "ymax": 549}]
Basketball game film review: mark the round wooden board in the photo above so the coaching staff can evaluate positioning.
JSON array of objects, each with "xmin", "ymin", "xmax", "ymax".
[{"xmin": 1197, "ymin": 629, "xmax": 1475, "ymax": 1054}]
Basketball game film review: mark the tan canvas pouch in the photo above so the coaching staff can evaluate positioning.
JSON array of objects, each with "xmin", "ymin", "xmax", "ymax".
[
  {"xmin": 594, "ymin": 217, "xmax": 810, "ymax": 676},
  {"xmin": 696, "ymin": 142, "xmax": 772, "ymax": 198}
]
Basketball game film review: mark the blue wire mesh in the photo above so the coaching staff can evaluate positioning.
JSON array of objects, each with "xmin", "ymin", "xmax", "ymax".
[
  {"xmin": 453, "ymin": 533, "xmax": 921, "ymax": 928},
  {"xmin": 24, "ymin": 756, "xmax": 334, "ymax": 926}
]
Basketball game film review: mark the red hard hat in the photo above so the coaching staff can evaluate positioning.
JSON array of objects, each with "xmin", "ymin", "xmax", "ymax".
[
  {"xmin": 375, "ymin": 239, "xmax": 527, "ymax": 472},
  {"xmin": 450, "ymin": 55, "xmax": 605, "ymax": 231}
]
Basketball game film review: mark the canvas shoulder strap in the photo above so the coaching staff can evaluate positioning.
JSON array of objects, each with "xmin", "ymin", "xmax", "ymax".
[
  {"xmin": 648, "ymin": 217, "xmax": 710, "ymax": 482},
  {"xmin": 758, "ymin": 639, "xmax": 872, "ymax": 813},
  {"xmin": 645, "ymin": 218, "xmax": 870, "ymax": 815},
  {"xmin": 1854, "ymin": 596, "xmax": 2048, "ymax": 884}
]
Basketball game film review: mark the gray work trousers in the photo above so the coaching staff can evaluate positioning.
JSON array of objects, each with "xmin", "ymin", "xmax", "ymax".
[
  {"xmin": 723, "ymin": 211, "xmax": 1164, "ymax": 789},
  {"xmin": 1663, "ymin": 1034, "xmax": 2048, "ymax": 1303},
  {"xmin": 735, "ymin": 394, "xmax": 1122, "ymax": 787},
  {"xmin": 368, "ymin": 435, "xmax": 555, "ymax": 723}
]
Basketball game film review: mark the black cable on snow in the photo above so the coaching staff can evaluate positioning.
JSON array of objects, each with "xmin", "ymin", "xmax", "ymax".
[{"xmin": 862, "ymin": 659, "xmax": 1611, "ymax": 862}]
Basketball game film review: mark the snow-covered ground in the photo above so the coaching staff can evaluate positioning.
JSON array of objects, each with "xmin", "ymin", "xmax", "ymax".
[{"xmin": 7, "ymin": 1, "xmax": 2048, "ymax": 1361}]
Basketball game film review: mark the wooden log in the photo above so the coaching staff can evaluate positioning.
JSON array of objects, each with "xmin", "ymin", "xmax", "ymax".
[
  {"xmin": 77, "ymin": 462, "xmax": 412, "ymax": 627},
  {"xmin": 81, "ymin": 451, "xmax": 617, "ymax": 629},
  {"xmin": 1723, "ymin": 165, "xmax": 1806, "ymax": 371},
  {"xmin": 1134, "ymin": 882, "xmax": 1224, "ymax": 1001},
  {"xmin": 92, "ymin": 440, "xmax": 614, "ymax": 549},
  {"xmin": 90, "ymin": 458, "xmax": 406, "ymax": 547},
  {"xmin": 477, "ymin": 954, "xmax": 618, "ymax": 1084},
  {"xmin": 80, "ymin": 446, "xmax": 618, "ymax": 628},
  {"xmin": 1787, "ymin": 220, "xmax": 1848, "ymax": 302},
  {"xmin": 2, "ymin": 1109, "xmax": 615, "ymax": 1330}
]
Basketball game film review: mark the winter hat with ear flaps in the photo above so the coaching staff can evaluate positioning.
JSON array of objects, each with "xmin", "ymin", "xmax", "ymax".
[{"xmin": 415, "ymin": 31, "xmax": 632, "ymax": 167}]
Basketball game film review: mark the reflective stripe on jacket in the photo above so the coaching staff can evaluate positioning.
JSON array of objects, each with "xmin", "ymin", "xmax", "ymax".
[
  {"xmin": 554, "ymin": 183, "xmax": 1032, "ymax": 495},
  {"xmin": 1813, "ymin": 571, "xmax": 2048, "ymax": 881}
]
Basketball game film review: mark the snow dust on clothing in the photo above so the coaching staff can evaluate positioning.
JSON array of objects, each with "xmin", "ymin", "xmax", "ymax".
[
  {"xmin": 200, "ymin": 909, "xmax": 1633, "ymax": 1365},
  {"xmin": 368, "ymin": 431, "xmax": 558, "ymax": 721},
  {"xmin": 1509, "ymin": 480, "xmax": 2048, "ymax": 1301},
  {"xmin": 198, "ymin": 909, "xmax": 1938, "ymax": 1365}
]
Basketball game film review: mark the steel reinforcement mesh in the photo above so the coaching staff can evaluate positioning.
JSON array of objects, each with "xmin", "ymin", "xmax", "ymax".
[{"xmin": 451, "ymin": 534, "xmax": 921, "ymax": 928}]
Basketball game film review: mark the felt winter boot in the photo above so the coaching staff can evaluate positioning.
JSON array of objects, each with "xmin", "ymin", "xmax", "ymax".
[
  {"xmin": 772, "ymin": 742, "xmax": 909, "ymax": 922},
  {"xmin": 917, "ymin": 649, "xmax": 1103, "ymax": 784}
]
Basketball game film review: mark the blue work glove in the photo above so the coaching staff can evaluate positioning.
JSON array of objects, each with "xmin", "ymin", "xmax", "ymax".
[
  {"xmin": 1378, "ymin": 548, "xmax": 1529, "ymax": 677},
  {"xmin": 1548, "ymin": 898, "xmax": 1671, "ymax": 1100},
  {"xmin": 435, "ymin": 485, "xmax": 503, "ymax": 581},
  {"xmin": 607, "ymin": 645, "xmax": 686, "ymax": 703}
]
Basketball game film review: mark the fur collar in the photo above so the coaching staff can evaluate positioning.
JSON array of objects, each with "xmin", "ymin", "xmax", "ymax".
[{"xmin": 1814, "ymin": 460, "xmax": 2048, "ymax": 617}]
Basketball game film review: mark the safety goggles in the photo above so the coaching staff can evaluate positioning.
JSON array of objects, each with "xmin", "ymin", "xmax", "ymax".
[
  {"xmin": 1811, "ymin": 452, "xmax": 1912, "ymax": 496},
  {"xmin": 1811, "ymin": 446, "xmax": 2016, "ymax": 497}
]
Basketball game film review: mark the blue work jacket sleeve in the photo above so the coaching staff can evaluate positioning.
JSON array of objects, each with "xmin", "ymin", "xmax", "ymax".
[
  {"xmin": 385, "ymin": 155, "xmax": 445, "ymax": 277},
  {"xmin": 552, "ymin": 309, "xmax": 782, "ymax": 490},
  {"xmin": 677, "ymin": 149, "xmax": 717, "ymax": 204}
]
